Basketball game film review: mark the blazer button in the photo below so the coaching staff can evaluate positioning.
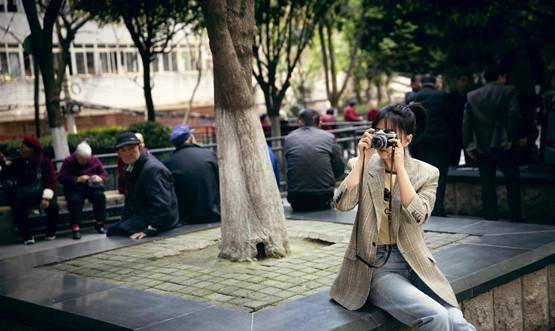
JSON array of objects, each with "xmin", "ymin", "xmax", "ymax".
[{"xmin": 372, "ymin": 242, "xmax": 376, "ymax": 247}]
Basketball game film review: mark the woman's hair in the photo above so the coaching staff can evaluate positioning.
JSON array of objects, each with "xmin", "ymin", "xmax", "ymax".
[{"xmin": 371, "ymin": 103, "xmax": 417, "ymax": 136}]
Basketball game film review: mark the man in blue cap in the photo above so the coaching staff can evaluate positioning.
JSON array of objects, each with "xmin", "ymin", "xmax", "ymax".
[
  {"xmin": 163, "ymin": 125, "xmax": 221, "ymax": 224},
  {"xmin": 107, "ymin": 131, "xmax": 179, "ymax": 239}
]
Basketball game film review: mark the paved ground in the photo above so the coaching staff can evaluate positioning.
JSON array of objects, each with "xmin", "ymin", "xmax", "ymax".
[
  {"xmin": 44, "ymin": 220, "xmax": 473, "ymax": 313},
  {"xmin": 0, "ymin": 228, "xmax": 105, "ymax": 260}
]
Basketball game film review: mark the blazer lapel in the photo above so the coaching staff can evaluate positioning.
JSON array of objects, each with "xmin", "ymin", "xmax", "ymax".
[
  {"xmin": 366, "ymin": 156, "xmax": 384, "ymax": 232},
  {"xmin": 392, "ymin": 155, "xmax": 418, "ymax": 238}
]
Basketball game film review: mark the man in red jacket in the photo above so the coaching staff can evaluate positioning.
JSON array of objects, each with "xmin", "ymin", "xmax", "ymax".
[
  {"xmin": 1, "ymin": 137, "xmax": 59, "ymax": 244},
  {"xmin": 59, "ymin": 141, "xmax": 109, "ymax": 239}
]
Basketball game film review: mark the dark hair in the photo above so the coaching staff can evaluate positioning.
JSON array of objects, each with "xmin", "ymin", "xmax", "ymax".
[
  {"xmin": 298, "ymin": 108, "xmax": 320, "ymax": 127},
  {"xmin": 410, "ymin": 74, "xmax": 421, "ymax": 83},
  {"xmin": 484, "ymin": 65, "xmax": 506, "ymax": 82},
  {"xmin": 326, "ymin": 108, "xmax": 335, "ymax": 115},
  {"xmin": 371, "ymin": 104, "xmax": 416, "ymax": 136}
]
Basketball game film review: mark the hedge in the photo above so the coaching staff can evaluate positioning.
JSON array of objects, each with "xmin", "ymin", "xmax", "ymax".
[{"xmin": 0, "ymin": 122, "xmax": 173, "ymax": 160}]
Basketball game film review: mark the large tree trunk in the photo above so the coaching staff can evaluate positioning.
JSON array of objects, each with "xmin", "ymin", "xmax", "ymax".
[
  {"xmin": 202, "ymin": 0, "xmax": 289, "ymax": 262},
  {"xmin": 141, "ymin": 53, "xmax": 156, "ymax": 122},
  {"xmin": 23, "ymin": 0, "xmax": 69, "ymax": 160},
  {"xmin": 44, "ymin": 80, "xmax": 70, "ymax": 160}
]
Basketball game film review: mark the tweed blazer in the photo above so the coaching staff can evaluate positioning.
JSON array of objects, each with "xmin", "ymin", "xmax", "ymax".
[{"xmin": 330, "ymin": 154, "xmax": 459, "ymax": 310}]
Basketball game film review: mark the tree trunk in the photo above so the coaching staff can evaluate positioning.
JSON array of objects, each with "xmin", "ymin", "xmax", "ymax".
[
  {"xmin": 202, "ymin": 0, "xmax": 289, "ymax": 262},
  {"xmin": 44, "ymin": 80, "xmax": 69, "ymax": 160},
  {"xmin": 33, "ymin": 59, "xmax": 40, "ymax": 137},
  {"xmin": 141, "ymin": 53, "xmax": 156, "ymax": 122}
]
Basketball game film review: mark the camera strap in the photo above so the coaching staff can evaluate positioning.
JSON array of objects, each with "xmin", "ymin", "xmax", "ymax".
[{"xmin": 354, "ymin": 147, "xmax": 394, "ymax": 269}]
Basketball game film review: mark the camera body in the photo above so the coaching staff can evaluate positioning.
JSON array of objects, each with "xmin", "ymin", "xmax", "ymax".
[{"xmin": 371, "ymin": 130, "xmax": 397, "ymax": 150}]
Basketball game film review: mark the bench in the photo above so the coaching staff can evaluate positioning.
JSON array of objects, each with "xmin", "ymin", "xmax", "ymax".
[{"xmin": 0, "ymin": 190, "xmax": 125, "ymax": 244}]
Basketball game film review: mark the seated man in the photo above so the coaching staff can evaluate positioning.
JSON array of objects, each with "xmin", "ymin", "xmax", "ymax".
[
  {"xmin": 163, "ymin": 125, "xmax": 221, "ymax": 224},
  {"xmin": 284, "ymin": 109, "xmax": 345, "ymax": 211},
  {"xmin": 1, "ymin": 137, "xmax": 59, "ymax": 244},
  {"xmin": 58, "ymin": 141, "xmax": 109, "ymax": 240},
  {"xmin": 107, "ymin": 132, "xmax": 179, "ymax": 239}
]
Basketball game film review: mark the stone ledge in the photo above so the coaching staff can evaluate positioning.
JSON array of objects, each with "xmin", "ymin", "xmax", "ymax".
[{"xmin": 0, "ymin": 217, "xmax": 554, "ymax": 331}]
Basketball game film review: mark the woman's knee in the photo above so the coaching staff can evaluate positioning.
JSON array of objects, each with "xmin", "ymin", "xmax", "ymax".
[{"xmin": 413, "ymin": 306, "xmax": 449, "ymax": 330}]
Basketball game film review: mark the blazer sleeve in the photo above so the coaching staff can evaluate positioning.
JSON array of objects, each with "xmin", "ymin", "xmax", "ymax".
[
  {"xmin": 401, "ymin": 165, "xmax": 438, "ymax": 225},
  {"xmin": 332, "ymin": 158, "xmax": 359, "ymax": 211}
]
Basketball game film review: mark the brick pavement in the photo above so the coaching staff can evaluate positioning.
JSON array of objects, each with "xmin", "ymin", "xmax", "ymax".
[{"xmin": 44, "ymin": 220, "xmax": 474, "ymax": 312}]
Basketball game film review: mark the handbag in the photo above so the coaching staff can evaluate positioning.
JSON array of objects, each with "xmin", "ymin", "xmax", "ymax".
[{"xmin": 16, "ymin": 163, "xmax": 43, "ymax": 201}]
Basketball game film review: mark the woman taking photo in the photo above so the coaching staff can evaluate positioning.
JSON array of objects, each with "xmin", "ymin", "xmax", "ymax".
[{"xmin": 331, "ymin": 104, "xmax": 475, "ymax": 330}]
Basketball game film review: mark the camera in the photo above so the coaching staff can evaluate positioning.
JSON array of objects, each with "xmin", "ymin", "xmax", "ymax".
[{"xmin": 371, "ymin": 130, "xmax": 397, "ymax": 150}]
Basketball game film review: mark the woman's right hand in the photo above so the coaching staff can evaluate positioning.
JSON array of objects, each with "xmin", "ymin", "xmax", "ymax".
[{"xmin": 358, "ymin": 128, "xmax": 375, "ymax": 160}]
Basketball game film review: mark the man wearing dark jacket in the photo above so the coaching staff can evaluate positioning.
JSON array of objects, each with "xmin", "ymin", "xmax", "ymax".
[
  {"xmin": 463, "ymin": 67, "xmax": 522, "ymax": 222},
  {"xmin": 284, "ymin": 109, "xmax": 345, "ymax": 211},
  {"xmin": 163, "ymin": 125, "xmax": 220, "ymax": 224},
  {"xmin": 59, "ymin": 141, "xmax": 109, "ymax": 239},
  {"xmin": 107, "ymin": 132, "xmax": 179, "ymax": 239},
  {"xmin": 412, "ymin": 74, "xmax": 451, "ymax": 216}
]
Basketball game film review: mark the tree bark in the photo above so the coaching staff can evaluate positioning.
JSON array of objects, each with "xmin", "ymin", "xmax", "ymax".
[
  {"xmin": 141, "ymin": 52, "xmax": 156, "ymax": 122},
  {"xmin": 23, "ymin": 0, "xmax": 69, "ymax": 160},
  {"xmin": 201, "ymin": 0, "xmax": 289, "ymax": 262},
  {"xmin": 33, "ymin": 59, "xmax": 40, "ymax": 137}
]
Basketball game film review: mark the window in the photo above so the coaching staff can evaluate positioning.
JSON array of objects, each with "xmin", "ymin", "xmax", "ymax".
[
  {"xmin": 23, "ymin": 53, "xmax": 33, "ymax": 77},
  {"xmin": 75, "ymin": 52, "xmax": 86, "ymax": 74},
  {"xmin": 125, "ymin": 52, "xmax": 138, "ymax": 73},
  {"xmin": 151, "ymin": 55, "xmax": 159, "ymax": 73},
  {"xmin": 6, "ymin": 0, "xmax": 17, "ymax": 12},
  {"xmin": 181, "ymin": 48, "xmax": 199, "ymax": 71},
  {"xmin": 111, "ymin": 51, "xmax": 118, "ymax": 73},
  {"xmin": 8, "ymin": 52, "xmax": 21, "ymax": 77},
  {"xmin": 86, "ymin": 52, "xmax": 95, "ymax": 74},
  {"xmin": 171, "ymin": 52, "xmax": 177, "ymax": 72},
  {"xmin": 162, "ymin": 53, "xmax": 170, "ymax": 71},
  {"xmin": 0, "ymin": 53, "xmax": 8, "ymax": 75}
]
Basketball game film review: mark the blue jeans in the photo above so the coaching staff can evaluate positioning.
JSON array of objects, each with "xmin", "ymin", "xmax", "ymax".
[{"xmin": 368, "ymin": 245, "xmax": 476, "ymax": 330}]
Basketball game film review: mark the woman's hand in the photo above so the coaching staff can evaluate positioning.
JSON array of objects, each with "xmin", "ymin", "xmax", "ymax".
[
  {"xmin": 390, "ymin": 139, "xmax": 405, "ymax": 172},
  {"xmin": 358, "ymin": 128, "xmax": 375, "ymax": 162}
]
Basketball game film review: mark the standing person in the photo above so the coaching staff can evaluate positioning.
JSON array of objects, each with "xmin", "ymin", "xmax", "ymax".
[
  {"xmin": 163, "ymin": 125, "xmax": 221, "ymax": 224},
  {"xmin": 446, "ymin": 73, "xmax": 472, "ymax": 166},
  {"xmin": 463, "ymin": 66, "xmax": 522, "ymax": 222},
  {"xmin": 412, "ymin": 74, "xmax": 451, "ymax": 217},
  {"xmin": 501, "ymin": 46, "xmax": 546, "ymax": 164},
  {"xmin": 117, "ymin": 133, "xmax": 145, "ymax": 196},
  {"xmin": 343, "ymin": 100, "xmax": 363, "ymax": 122},
  {"xmin": 405, "ymin": 74, "xmax": 422, "ymax": 104},
  {"xmin": 58, "ymin": 142, "xmax": 108, "ymax": 240},
  {"xmin": 107, "ymin": 132, "xmax": 179, "ymax": 239},
  {"xmin": 284, "ymin": 109, "xmax": 345, "ymax": 211},
  {"xmin": 331, "ymin": 104, "xmax": 475, "ymax": 330},
  {"xmin": 2, "ymin": 137, "xmax": 59, "ymax": 244}
]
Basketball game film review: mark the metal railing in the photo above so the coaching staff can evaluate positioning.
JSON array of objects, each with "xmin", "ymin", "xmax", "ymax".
[{"xmin": 51, "ymin": 124, "xmax": 371, "ymax": 193}]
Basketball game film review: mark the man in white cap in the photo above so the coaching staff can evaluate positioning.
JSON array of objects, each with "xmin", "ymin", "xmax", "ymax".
[{"xmin": 59, "ymin": 141, "xmax": 109, "ymax": 239}]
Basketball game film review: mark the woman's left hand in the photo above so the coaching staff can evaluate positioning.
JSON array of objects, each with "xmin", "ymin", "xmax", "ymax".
[{"xmin": 390, "ymin": 139, "xmax": 405, "ymax": 172}]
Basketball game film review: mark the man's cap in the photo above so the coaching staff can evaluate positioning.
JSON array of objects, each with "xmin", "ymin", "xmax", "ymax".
[
  {"xmin": 116, "ymin": 131, "xmax": 141, "ymax": 149},
  {"xmin": 170, "ymin": 125, "xmax": 194, "ymax": 147},
  {"xmin": 421, "ymin": 74, "xmax": 436, "ymax": 85}
]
